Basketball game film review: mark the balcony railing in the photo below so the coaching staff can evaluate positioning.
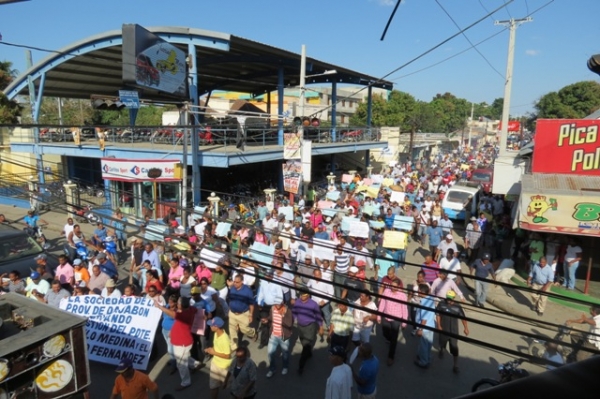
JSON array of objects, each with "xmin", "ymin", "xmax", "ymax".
[{"xmin": 5, "ymin": 124, "xmax": 383, "ymax": 149}]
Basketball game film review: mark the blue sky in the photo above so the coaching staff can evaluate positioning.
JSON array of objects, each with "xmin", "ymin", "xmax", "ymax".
[{"xmin": 1, "ymin": 0, "xmax": 598, "ymax": 115}]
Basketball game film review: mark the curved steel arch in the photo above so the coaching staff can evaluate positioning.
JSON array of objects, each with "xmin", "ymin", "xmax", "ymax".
[{"xmin": 4, "ymin": 26, "xmax": 231, "ymax": 100}]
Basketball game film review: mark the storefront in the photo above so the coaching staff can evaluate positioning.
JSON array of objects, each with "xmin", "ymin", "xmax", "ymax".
[{"xmin": 100, "ymin": 158, "xmax": 182, "ymax": 219}]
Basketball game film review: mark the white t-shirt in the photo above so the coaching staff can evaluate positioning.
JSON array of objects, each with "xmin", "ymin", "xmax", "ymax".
[
  {"xmin": 565, "ymin": 245, "xmax": 582, "ymax": 262},
  {"xmin": 439, "ymin": 257, "xmax": 461, "ymax": 279},
  {"xmin": 589, "ymin": 314, "xmax": 600, "ymax": 349},
  {"xmin": 325, "ymin": 364, "xmax": 353, "ymax": 399},
  {"xmin": 101, "ymin": 288, "xmax": 122, "ymax": 298},
  {"xmin": 64, "ymin": 223, "xmax": 74, "ymax": 238}
]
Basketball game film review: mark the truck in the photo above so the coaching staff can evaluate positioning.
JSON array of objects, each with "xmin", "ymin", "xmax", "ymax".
[
  {"xmin": 0, "ymin": 294, "xmax": 90, "ymax": 398},
  {"xmin": 469, "ymin": 168, "xmax": 494, "ymax": 194}
]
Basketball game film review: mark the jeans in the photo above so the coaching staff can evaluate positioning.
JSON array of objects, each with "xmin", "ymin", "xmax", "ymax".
[
  {"xmin": 475, "ymin": 280, "xmax": 489, "ymax": 306},
  {"xmin": 333, "ymin": 272, "xmax": 346, "ymax": 299},
  {"xmin": 563, "ymin": 261, "xmax": 579, "ymax": 290},
  {"xmin": 259, "ymin": 305, "xmax": 272, "ymax": 346},
  {"xmin": 320, "ymin": 303, "xmax": 332, "ymax": 331},
  {"xmin": 162, "ymin": 328, "xmax": 175, "ymax": 362},
  {"xmin": 267, "ymin": 335, "xmax": 290, "ymax": 371},
  {"xmin": 417, "ymin": 328, "xmax": 434, "ymax": 366},
  {"xmin": 381, "ymin": 319, "xmax": 401, "ymax": 360}
]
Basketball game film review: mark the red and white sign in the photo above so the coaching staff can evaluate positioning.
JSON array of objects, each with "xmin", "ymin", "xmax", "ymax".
[
  {"xmin": 533, "ymin": 119, "xmax": 600, "ymax": 175},
  {"xmin": 498, "ymin": 120, "xmax": 521, "ymax": 132},
  {"xmin": 101, "ymin": 159, "xmax": 180, "ymax": 181}
]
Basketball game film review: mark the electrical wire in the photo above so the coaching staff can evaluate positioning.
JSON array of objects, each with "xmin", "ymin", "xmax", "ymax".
[{"xmin": 434, "ymin": 0, "xmax": 505, "ymax": 80}]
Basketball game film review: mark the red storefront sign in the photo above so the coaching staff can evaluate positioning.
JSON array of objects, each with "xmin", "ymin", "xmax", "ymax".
[{"xmin": 532, "ymin": 119, "xmax": 600, "ymax": 175}]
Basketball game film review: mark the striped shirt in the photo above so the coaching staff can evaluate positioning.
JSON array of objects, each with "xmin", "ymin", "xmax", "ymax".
[
  {"xmin": 377, "ymin": 289, "xmax": 408, "ymax": 323},
  {"xmin": 330, "ymin": 308, "xmax": 354, "ymax": 336},
  {"xmin": 272, "ymin": 309, "xmax": 283, "ymax": 338},
  {"xmin": 334, "ymin": 253, "xmax": 351, "ymax": 274}
]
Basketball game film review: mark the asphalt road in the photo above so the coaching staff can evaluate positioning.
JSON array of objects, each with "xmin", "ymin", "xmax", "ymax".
[{"xmin": 31, "ymin": 217, "xmax": 551, "ymax": 399}]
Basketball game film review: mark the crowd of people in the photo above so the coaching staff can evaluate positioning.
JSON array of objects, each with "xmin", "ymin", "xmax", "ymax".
[{"xmin": 3, "ymin": 146, "xmax": 599, "ymax": 399}]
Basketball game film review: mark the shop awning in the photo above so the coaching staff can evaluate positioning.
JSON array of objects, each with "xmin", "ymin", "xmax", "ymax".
[{"xmin": 519, "ymin": 173, "xmax": 600, "ymax": 237}]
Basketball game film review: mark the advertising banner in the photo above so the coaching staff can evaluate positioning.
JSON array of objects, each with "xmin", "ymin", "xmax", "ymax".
[
  {"xmin": 301, "ymin": 140, "xmax": 312, "ymax": 183},
  {"xmin": 533, "ymin": 119, "xmax": 600, "ymax": 175},
  {"xmin": 498, "ymin": 120, "xmax": 521, "ymax": 132},
  {"xmin": 519, "ymin": 191, "xmax": 600, "ymax": 237},
  {"xmin": 101, "ymin": 159, "xmax": 180, "ymax": 181},
  {"xmin": 283, "ymin": 161, "xmax": 302, "ymax": 194},
  {"xmin": 283, "ymin": 132, "xmax": 302, "ymax": 160},
  {"xmin": 60, "ymin": 296, "xmax": 162, "ymax": 369}
]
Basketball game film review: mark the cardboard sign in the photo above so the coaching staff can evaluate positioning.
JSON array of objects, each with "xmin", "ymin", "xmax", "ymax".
[
  {"xmin": 249, "ymin": 242, "xmax": 275, "ymax": 268},
  {"xmin": 382, "ymin": 178, "xmax": 394, "ymax": 187},
  {"xmin": 393, "ymin": 215, "xmax": 415, "ymax": 231},
  {"xmin": 362, "ymin": 178, "xmax": 373, "ymax": 186},
  {"xmin": 390, "ymin": 191, "xmax": 406, "ymax": 204},
  {"xmin": 321, "ymin": 208, "xmax": 340, "ymax": 218},
  {"xmin": 318, "ymin": 200, "xmax": 335, "ymax": 209},
  {"xmin": 215, "ymin": 222, "xmax": 232, "ymax": 237},
  {"xmin": 312, "ymin": 237, "xmax": 335, "ymax": 260},
  {"xmin": 362, "ymin": 205, "xmax": 377, "ymax": 216},
  {"xmin": 278, "ymin": 206, "xmax": 294, "ymax": 221},
  {"xmin": 200, "ymin": 248, "xmax": 226, "ymax": 269},
  {"xmin": 382, "ymin": 231, "xmax": 408, "ymax": 249},
  {"xmin": 326, "ymin": 191, "xmax": 341, "ymax": 201},
  {"xmin": 371, "ymin": 174, "xmax": 383, "ymax": 183},
  {"xmin": 369, "ymin": 220, "xmax": 385, "ymax": 229},
  {"xmin": 342, "ymin": 174, "xmax": 353, "ymax": 183},
  {"xmin": 347, "ymin": 220, "xmax": 370, "ymax": 238},
  {"xmin": 60, "ymin": 296, "xmax": 161, "ymax": 369}
]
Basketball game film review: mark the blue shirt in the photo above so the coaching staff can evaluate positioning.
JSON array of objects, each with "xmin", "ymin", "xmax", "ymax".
[
  {"xmin": 416, "ymin": 295, "xmax": 436, "ymax": 327},
  {"xmin": 24, "ymin": 215, "xmax": 39, "ymax": 227},
  {"xmin": 162, "ymin": 304, "xmax": 175, "ymax": 330},
  {"xmin": 357, "ymin": 356, "xmax": 379, "ymax": 395},
  {"xmin": 94, "ymin": 226, "xmax": 108, "ymax": 241},
  {"xmin": 376, "ymin": 253, "xmax": 396, "ymax": 279},
  {"xmin": 257, "ymin": 206, "xmax": 269, "ymax": 220},
  {"xmin": 100, "ymin": 260, "xmax": 118, "ymax": 278},
  {"xmin": 314, "ymin": 231, "xmax": 329, "ymax": 240},
  {"xmin": 384, "ymin": 214, "xmax": 395, "ymax": 229},
  {"xmin": 228, "ymin": 284, "xmax": 254, "ymax": 313},
  {"xmin": 257, "ymin": 280, "xmax": 284, "ymax": 306},
  {"xmin": 142, "ymin": 250, "xmax": 160, "ymax": 270},
  {"xmin": 426, "ymin": 226, "xmax": 444, "ymax": 246},
  {"xmin": 529, "ymin": 263, "xmax": 554, "ymax": 285}
]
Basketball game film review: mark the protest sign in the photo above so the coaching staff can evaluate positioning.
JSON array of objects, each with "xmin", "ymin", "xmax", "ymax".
[
  {"xmin": 371, "ymin": 174, "xmax": 383, "ymax": 183},
  {"xmin": 250, "ymin": 242, "xmax": 275, "ymax": 268},
  {"xmin": 362, "ymin": 205, "xmax": 377, "ymax": 216},
  {"xmin": 393, "ymin": 215, "xmax": 415, "ymax": 231},
  {"xmin": 341, "ymin": 174, "xmax": 353, "ymax": 183},
  {"xmin": 60, "ymin": 295, "xmax": 161, "ymax": 369},
  {"xmin": 321, "ymin": 208, "xmax": 339, "ymax": 218},
  {"xmin": 369, "ymin": 220, "xmax": 385, "ymax": 229},
  {"xmin": 382, "ymin": 231, "xmax": 408, "ymax": 249},
  {"xmin": 362, "ymin": 178, "xmax": 373, "ymax": 186},
  {"xmin": 283, "ymin": 161, "xmax": 302, "ymax": 194},
  {"xmin": 312, "ymin": 238, "xmax": 335, "ymax": 260},
  {"xmin": 215, "ymin": 222, "xmax": 232, "ymax": 237},
  {"xmin": 347, "ymin": 220, "xmax": 370, "ymax": 238},
  {"xmin": 382, "ymin": 178, "xmax": 394, "ymax": 187},
  {"xmin": 278, "ymin": 206, "xmax": 294, "ymax": 221},
  {"xmin": 326, "ymin": 191, "xmax": 340, "ymax": 201},
  {"xmin": 366, "ymin": 187, "xmax": 379, "ymax": 199},
  {"xmin": 390, "ymin": 191, "xmax": 406, "ymax": 204},
  {"xmin": 200, "ymin": 247, "xmax": 225, "ymax": 269},
  {"xmin": 317, "ymin": 200, "xmax": 335, "ymax": 209}
]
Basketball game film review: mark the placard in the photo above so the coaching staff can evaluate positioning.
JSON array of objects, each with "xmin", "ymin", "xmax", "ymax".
[
  {"xmin": 200, "ymin": 247, "xmax": 225, "ymax": 269},
  {"xmin": 362, "ymin": 178, "xmax": 373, "ymax": 186},
  {"xmin": 318, "ymin": 200, "xmax": 335, "ymax": 209},
  {"xmin": 382, "ymin": 231, "xmax": 408, "ymax": 249},
  {"xmin": 347, "ymin": 220, "xmax": 370, "ymax": 238},
  {"xmin": 366, "ymin": 187, "xmax": 379, "ymax": 199},
  {"xmin": 393, "ymin": 215, "xmax": 415, "ymax": 231},
  {"xmin": 369, "ymin": 220, "xmax": 385, "ymax": 229},
  {"xmin": 321, "ymin": 208, "xmax": 340, "ymax": 218},
  {"xmin": 312, "ymin": 238, "xmax": 335, "ymax": 261},
  {"xmin": 60, "ymin": 296, "xmax": 161, "ymax": 369},
  {"xmin": 215, "ymin": 222, "xmax": 232, "ymax": 237},
  {"xmin": 278, "ymin": 206, "xmax": 294, "ymax": 221},
  {"xmin": 362, "ymin": 205, "xmax": 377, "ymax": 216},
  {"xmin": 341, "ymin": 174, "xmax": 353, "ymax": 183},
  {"xmin": 390, "ymin": 191, "xmax": 406, "ymax": 204},
  {"xmin": 371, "ymin": 174, "xmax": 383, "ymax": 183},
  {"xmin": 326, "ymin": 191, "xmax": 340, "ymax": 201},
  {"xmin": 341, "ymin": 216, "xmax": 355, "ymax": 233},
  {"xmin": 250, "ymin": 242, "xmax": 275, "ymax": 268},
  {"xmin": 382, "ymin": 178, "xmax": 394, "ymax": 187}
]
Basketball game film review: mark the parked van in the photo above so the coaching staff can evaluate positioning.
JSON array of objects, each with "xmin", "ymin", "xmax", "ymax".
[
  {"xmin": 442, "ymin": 184, "xmax": 480, "ymax": 222},
  {"xmin": 469, "ymin": 168, "xmax": 494, "ymax": 193}
]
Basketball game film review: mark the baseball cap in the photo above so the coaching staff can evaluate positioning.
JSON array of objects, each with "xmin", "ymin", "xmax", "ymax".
[
  {"xmin": 73, "ymin": 259, "xmax": 82, "ymax": 266},
  {"xmin": 356, "ymin": 260, "xmax": 366, "ymax": 268},
  {"xmin": 30, "ymin": 271, "xmax": 41, "ymax": 280},
  {"xmin": 482, "ymin": 252, "xmax": 491, "ymax": 261},
  {"xmin": 284, "ymin": 222, "xmax": 291, "ymax": 228},
  {"xmin": 446, "ymin": 234, "xmax": 453, "ymax": 240},
  {"xmin": 115, "ymin": 357, "xmax": 133, "ymax": 373},
  {"xmin": 34, "ymin": 254, "xmax": 47, "ymax": 261},
  {"xmin": 329, "ymin": 346, "xmax": 347, "ymax": 359},
  {"xmin": 207, "ymin": 317, "xmax": 225, "ymax": 328},
  {"xmin": 190, "ymin": 286, "xmax": 201, "ymax": 295},
  {"xmin": 446, "ymin": 290, "xmax": 456, "ymax": 300},
  {"xmin": 96, "ymin": 253, "xmax": 107, "ymax": 260},
  {"xmin": 349, "ymin": 266, "xmax": 359, "ymax": 274}
]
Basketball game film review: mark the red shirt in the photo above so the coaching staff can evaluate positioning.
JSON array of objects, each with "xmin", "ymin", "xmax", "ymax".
[
  {"xmin": 170, "ymin": 307, "xmax": 196, "ymax": 346},
  {"xmin": 145, "ymin": 279, "xmax": 164, "ymax": 293}
]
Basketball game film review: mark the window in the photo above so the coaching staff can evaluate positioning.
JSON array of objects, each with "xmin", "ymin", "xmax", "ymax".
[
  {"xmin": 342, "ymin": 100, "xmax": 346, "ymax": 107},
  {"xmin": 446, "ymin": 190, "xmax": 473, "ymax": 204}
]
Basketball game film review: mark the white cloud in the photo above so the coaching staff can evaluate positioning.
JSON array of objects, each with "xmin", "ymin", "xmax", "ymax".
[
  {"xmin": 370, "ymin": 0, "xmax": 398, "ymax": 6},
  {"xmin": 525, "ymin": 49, "xmax": 540, "ymax": 56}
]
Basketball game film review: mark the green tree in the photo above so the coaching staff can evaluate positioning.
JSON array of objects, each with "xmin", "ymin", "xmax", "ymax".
[
  {"xmin": 0, "ymin": 61, "xmax": 21, "ymax": 123},
  {"xmin": 428, "ymin": 92, "xmax": 470, "ymax": 133},
  {"xmin": 534, "ymin": 81, "xmax": 600, "ymax": 119}
]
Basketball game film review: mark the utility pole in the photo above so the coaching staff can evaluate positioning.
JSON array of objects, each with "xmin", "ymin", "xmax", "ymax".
[
  {"xmin": 468, "ymin": 102, "xmax": 474, "ymax": 149},
  {"xmin": 495, "ymin": 17, "xmax": 532, "ymax": 157},
  {"xmin": 299, "ymin": 44, "xmax": 307, "ymax": 197}
]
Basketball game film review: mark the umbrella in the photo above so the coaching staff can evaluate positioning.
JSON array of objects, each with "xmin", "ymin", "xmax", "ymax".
[{"xmin": 390, "ymin": 185, "xmax": 403, "ymax": 192}]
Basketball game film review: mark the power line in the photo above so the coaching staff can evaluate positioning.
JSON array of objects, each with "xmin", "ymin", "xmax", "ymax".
[{"xmin": 434, "ymin": 0, "xmax": 505, "ymax": 80}]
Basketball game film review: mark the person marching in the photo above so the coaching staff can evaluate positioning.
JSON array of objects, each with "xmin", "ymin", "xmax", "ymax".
[{"xmin": 435, "ymin": 290, "xmax": 469, "ymax": 373}]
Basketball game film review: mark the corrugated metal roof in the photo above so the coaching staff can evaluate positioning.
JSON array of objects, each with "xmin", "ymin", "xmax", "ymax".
[{"xmin": 522, "ymin": 173, "xmax": 600, "ymax": 197}]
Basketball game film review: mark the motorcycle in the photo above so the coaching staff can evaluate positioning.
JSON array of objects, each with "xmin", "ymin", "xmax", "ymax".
[
  {"xmin": 64, "ymin": 242, "xmax": 94, "ymax": 263},
  {"xmin": 103, "ymin": 236, "xmax": 121, "ymax": 265},
  {"xmin": 24, "ymin": 225, "xmax": 50, "ymax": 250},
  {"xmin": 73, "ymin": 204, "xmax": 94, "ymax": 224}
]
